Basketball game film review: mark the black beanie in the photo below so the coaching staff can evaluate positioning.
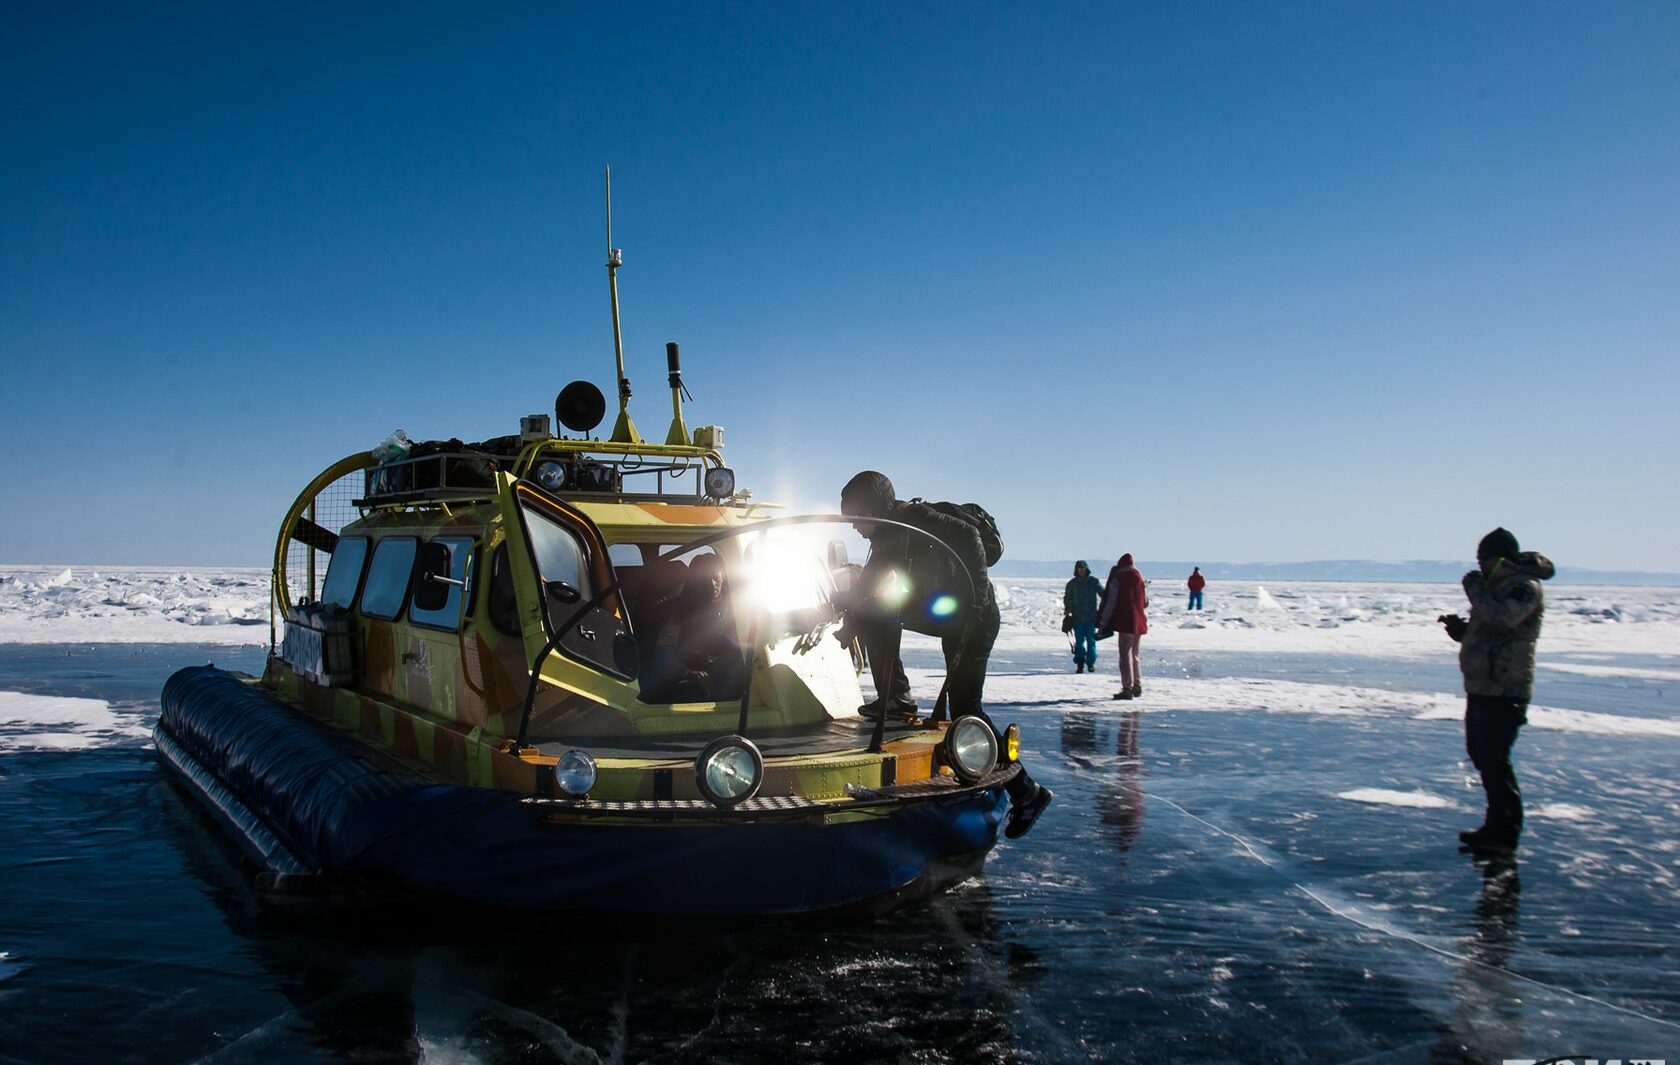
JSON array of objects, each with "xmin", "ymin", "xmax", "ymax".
[
  {"xmin": 1478, "ymin": 527, "xmax": 1519, "ymax": 561},
  {"xmin": 841, "ymin": 471, "xmax": 896, "ymax": 517}
]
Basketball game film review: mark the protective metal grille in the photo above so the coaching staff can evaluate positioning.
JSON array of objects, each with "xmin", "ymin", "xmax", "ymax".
[{"xmin": 281, "ymin": 468, "xmax": 367, "ymax": 611}]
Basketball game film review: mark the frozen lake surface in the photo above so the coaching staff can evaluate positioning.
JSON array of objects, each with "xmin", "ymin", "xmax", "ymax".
[{"xmin": 0, "ymin": 572, "xmax": 1677, "ymax": 1062}]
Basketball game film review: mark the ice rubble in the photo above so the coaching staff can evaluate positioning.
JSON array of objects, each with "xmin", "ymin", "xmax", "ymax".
[
  {"xmin": 992, "ymin": 577, "xmax": 1680, "ymax": 659},
  {"xmin": 0, "ymin": 566, "xmax": 271, "ymax": 645},
  {"xmin": 1, "ymin": 564, "xmax": 1675, "ymax": 660}
]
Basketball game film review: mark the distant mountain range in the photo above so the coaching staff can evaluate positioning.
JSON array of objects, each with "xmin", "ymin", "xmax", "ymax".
[{"xmin": 990, "ymin": 559, "xmax": 1680, "ymax": 586}]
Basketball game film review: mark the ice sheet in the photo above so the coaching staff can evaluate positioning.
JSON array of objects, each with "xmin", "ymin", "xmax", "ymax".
[
  {"xmin": 906, "ymin": 666, "xmax": 1680, "ymax": 738},
  {"xmin": 0, "ymin": 690, "xmax": 151, "ymax": 752},
  {"xmin": 0, "ymin": 576, "xmax": 1676, "ymax": 1059}
]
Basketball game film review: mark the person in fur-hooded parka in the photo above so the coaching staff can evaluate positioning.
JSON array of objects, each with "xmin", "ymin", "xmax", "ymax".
[
  {"xmin": 1458, "ymin": 535, "xmax": 1556, "ymax": 702},
  {"xmin": 1440, "ymin": 527, "xmax": 1554, "ymax": 855}
]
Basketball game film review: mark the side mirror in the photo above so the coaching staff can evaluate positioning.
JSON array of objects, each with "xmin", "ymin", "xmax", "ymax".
[
  {"xmin": 545, "ymin": 580, "xmax": 582, "ymax": 605},
  {"xmin": 413, "ymin": 542, "xmax": 455, "ymax": 612},
  {"xmin": 826, "ymin": 539, "xmax": 849, "ymax": 571}
]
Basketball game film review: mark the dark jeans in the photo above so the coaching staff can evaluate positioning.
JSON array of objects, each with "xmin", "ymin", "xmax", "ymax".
[
  {"xmin": 1465, "ymin": 694, "xmax": 1526, "ymax": 840},
  {"xmin": 941, "ymin": 600, "xmax": 1038, "ymax": 804},
  {"xmin": 862, "ymin": 598, "xmax": 1037, "ymax": 805}
]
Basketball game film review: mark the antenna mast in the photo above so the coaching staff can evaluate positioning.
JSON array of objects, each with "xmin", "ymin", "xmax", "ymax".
[{"xmin": 604, "ymin": 165, "xmax": 641, "ymax": 443}]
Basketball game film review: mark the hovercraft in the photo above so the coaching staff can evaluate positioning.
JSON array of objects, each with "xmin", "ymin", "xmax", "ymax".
[{"xmin": 155, "ymin": 181, "xmax": 1025, "ymax": 920}]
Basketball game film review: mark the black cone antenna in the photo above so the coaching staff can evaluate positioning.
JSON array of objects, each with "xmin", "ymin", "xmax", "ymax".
[{"xmin": 556, "ymin": 381, "xmax": 607, "ymax": 435}]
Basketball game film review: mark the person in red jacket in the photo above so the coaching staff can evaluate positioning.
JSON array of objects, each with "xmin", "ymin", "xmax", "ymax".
[
  {"xmin": 1098, "ymin": 553, "xmax": 1149, "ymax": 700},
  {"xmin": 1187, "ymin": 566, "xmax": 1206, "ymax": 610}
]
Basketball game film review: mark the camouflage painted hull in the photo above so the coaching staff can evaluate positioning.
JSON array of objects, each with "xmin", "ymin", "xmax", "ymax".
[{"xmin": 156, "ymin": 666, "xmax": 1008, "ymax": 918}]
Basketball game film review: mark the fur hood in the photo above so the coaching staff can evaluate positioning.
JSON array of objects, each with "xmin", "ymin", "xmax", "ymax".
[
  {"xmin": 1493, "ymin": 551, "xmax": 1555, "ymax": 585},
  {"xmin": 1460, "ymin": 551, "xmax": 1552, "ymax": 701}
]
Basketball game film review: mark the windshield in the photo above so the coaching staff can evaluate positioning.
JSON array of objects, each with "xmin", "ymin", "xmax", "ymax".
[{"xmin": 610, "ymin": 525, "xmax": 849, "ymax": 705}]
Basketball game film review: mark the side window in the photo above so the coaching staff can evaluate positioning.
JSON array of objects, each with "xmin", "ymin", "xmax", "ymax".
[
  {"xmin": 320, "ymin": 536, "xmax": 370, "ymax": 609},
  {"xmin": 521, "ymin": 505, "xmax": 634, "ymax": 680},
  {"xmin": 360, "ymin": 538, "xmax": 419, "ymax": 620},
  {"xmin": 526, "ymin": 509, "xmax": 590, "ymax": 595},
  {"xmin": 408, "ymin": 537, "xmax": 476, "ymax": 631}
]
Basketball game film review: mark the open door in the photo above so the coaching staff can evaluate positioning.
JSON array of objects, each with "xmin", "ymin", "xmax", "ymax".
[{"xmin": 494, "ymin": 473, "xmax": 636, "ymax": 681}]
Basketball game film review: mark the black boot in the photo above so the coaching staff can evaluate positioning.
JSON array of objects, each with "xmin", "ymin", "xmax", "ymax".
[
  {"xmin": 857, "ymin": 696, "xmax": 918, "ymax": 720},
  {"xmin": 1004, "ymin": 784, "xmax": 1054, "ymax": 840},
  {"xmin": 1458, "ymin": 824, "xmax": 1518, "ymax": 855}
]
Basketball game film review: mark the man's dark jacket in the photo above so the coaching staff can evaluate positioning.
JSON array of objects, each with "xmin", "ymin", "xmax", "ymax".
[{"xmin": 856, "ymin": 499, "xmax": 994, "ymax": 621}]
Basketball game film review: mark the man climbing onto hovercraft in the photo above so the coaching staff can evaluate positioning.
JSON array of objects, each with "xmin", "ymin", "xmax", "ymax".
[{"xmin": 835, "ymin": 470, "xmax": 1053, "ymax": 841}]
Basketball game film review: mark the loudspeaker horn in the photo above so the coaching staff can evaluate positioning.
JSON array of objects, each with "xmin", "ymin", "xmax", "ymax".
[{"xmin": 556, "ymin": 381, "xmax": 607, "ymax": 435}]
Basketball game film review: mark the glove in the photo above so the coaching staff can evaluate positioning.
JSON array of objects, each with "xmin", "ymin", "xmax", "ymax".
[
  {"xmin": 1060, "ymin": 613, "xmax": 1074, "ymax": 634},
  {"xmin": 1462, "ymin": 570, "xmax": 1482, "ymax": 594},
  {"xmin": 1437, "ymin": 613, "xmax": 1468, "ymax": 642}
]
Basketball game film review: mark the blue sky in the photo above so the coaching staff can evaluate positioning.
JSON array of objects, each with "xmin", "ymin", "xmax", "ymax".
[{"xmin": 3, "ymin": 2, "xmax": 1676, "ymax": 569}]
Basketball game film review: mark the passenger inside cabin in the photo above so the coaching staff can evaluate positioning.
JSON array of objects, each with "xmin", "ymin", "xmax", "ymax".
[{"xmin": 645, "ymin": 552, "xmax": 742, "ymax": 702}]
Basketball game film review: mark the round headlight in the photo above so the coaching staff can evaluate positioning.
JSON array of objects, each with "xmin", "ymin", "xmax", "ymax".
[
  {"xmin": 535, "ymin": 461, "xmax": 567, "ymax": 491},
  {"xmin": 944, "ymin": 717, "xmax": 998, "ymax": 783},
  {"xmin": 694, "ymin": 735, "xmax": 763, "ymax": 807},
  {"xmin": 555, "ymin": 749, "xmax": 597, "ymax": 797}
]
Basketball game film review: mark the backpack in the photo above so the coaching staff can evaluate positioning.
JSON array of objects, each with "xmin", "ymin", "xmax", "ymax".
[{"xmin": 912, "ymin": 499, "xmax": 1004, "ymax": 567}]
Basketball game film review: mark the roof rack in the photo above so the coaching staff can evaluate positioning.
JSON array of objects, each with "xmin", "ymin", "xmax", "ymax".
[{"xmin": 355, "ymin": 438, "xmax": 736, "ymax": 509}]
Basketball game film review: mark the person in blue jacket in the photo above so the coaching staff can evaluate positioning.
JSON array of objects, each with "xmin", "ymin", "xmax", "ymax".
[{"xmin": 1063, "ymin": 560, "xmax": 1105, "ymax": 673}]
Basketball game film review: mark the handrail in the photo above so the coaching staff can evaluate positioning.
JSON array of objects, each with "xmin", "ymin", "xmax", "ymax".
[{"xmin": 510, "ymin": 437, "xmax": 724, "ymax": 478}]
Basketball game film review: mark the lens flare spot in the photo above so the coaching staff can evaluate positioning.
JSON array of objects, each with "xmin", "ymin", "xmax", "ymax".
[
  {"xmin": 877, "ymin": 570, "xmax": 911, "ymax": 609},
  {"xmin": 929, "ymin": 594, "xmax": 959, "ymax": 618}
]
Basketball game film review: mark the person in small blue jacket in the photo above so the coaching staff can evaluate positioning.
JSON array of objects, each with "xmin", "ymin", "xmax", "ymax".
[{"xmin": 1063, "ymin": 560, "xmax": 1105, "ymax": 673}]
